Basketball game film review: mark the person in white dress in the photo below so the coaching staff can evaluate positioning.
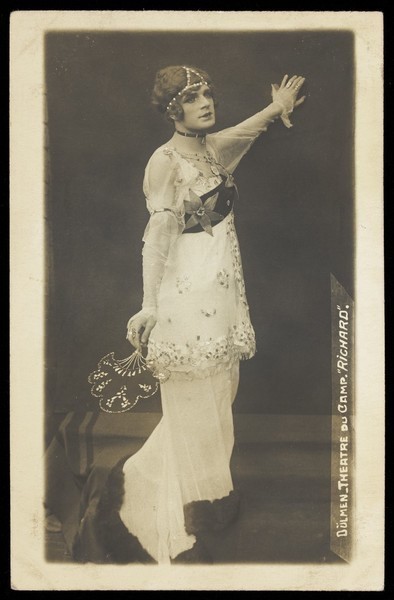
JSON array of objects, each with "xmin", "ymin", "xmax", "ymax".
[{"xmin": 99, "ymin": 65, "xmax": 305, "ymax": 565}]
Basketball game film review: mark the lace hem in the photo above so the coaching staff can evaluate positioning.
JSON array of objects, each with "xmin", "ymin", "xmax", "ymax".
[{"xmin": 147, "ymin": 322, "xmax": 256, "ymax": 381}]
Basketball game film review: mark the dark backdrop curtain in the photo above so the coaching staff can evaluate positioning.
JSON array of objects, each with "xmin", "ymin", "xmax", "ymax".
[{"xmin": 45, "ymin": 31, "xmax": 354, "ymax": 419}]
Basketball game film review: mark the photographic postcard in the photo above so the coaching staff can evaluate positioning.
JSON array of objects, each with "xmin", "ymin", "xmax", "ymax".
[{"xmin": 10, "ymin": 10, "xmax": 384, "ymax": 591}]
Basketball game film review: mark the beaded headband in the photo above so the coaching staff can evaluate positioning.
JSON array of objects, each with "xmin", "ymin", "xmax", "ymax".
[{"xmin": 166, "ymin": 66, "xmax": 209, "ymax": 112}]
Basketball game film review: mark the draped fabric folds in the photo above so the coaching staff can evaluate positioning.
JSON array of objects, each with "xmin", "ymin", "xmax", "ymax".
[{"xmin": 119, "ymin": 362, "xmax": 239, "ymax": 563}]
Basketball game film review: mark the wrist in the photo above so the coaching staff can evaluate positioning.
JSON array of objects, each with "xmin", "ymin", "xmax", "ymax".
[
  {"xmin": 264, "ymin": 102, "xmax": 284, "ymax": 119},
  {"xmin": 141, "ymin": 304, "xmax": 157, "ymax": 315}
]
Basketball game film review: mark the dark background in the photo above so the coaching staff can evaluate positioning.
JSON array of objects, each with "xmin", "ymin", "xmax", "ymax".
[{"xmin": 45, "ymin": 31, "xmax": 354, "ymax": 425}]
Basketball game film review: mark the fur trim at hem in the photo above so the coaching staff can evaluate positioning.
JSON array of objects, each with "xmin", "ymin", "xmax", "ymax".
[
  {"xmin": 184, "ymin": 490, "xmax": 241, "ymax": 535},
  {"xmin": 73, "ymin": 456, "xmax": 240, "ymax": 564},
  {"xmin": 84, "ymin": 456, "xmax": 155, "ymax": 564}
]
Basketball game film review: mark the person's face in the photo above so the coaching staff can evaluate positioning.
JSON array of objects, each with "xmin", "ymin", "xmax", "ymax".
[{"xmin": 176, "ymin": 84, "xmax": 215, "ymax": 132}]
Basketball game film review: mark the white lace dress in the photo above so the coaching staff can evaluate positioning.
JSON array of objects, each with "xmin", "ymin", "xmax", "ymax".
[{"xmin": 119, "ymin": 108, "xmax": 276, "ymax": 563}]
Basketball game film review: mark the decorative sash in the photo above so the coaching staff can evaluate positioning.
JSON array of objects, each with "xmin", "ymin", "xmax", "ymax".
[{"xmin": 182, "ymin": 175, "xmax": 237, "ymax": 235}]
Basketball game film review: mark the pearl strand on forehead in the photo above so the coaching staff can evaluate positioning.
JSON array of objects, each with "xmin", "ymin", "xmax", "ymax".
[{"xmin": 166, "ymin": 66, "xmax": 209, "ymax": 112}]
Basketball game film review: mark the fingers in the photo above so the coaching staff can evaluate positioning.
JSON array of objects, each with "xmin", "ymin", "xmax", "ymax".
[
  {"xmin": 140, "ymin": 316, "xmax": 157, "ymax": 346},
  {"xmin": 126, "ymin": 316, "xmax": 144, "ymax": 349},
  {"xmin": 276, "ymin": 75, "xmax": 306, "ymax": 97},
  {"xmin": 282, "ymin": 75, "xmax": 305, "ymax": 91},
  {"xmin": 285, "ymin": 74, "xmax": 298, "ymax": 88},
  {"xmin": 126, "ymin": 326, "xmax": 141, "ymax": 350},
  {"xmin": 126, "ymin": 314, "xmax": 157, "ymax": 349},
  {"xmin": 294, "ymin": 95, "xmax": 306, "ymax": 107},
  {"xmin": 127, "ymin": 334, "xmax": 139, "ymax": 350},
  {"xmin": 288, "ymin": 75, "xmax": 302, "ymax": 88},
  {"xmin": 294, "ymin": 76, "xmax": 306, "ymax": 91},
  {"xmin": 280, "ymin": 74, "xmax": 289, "ymax": 88}
]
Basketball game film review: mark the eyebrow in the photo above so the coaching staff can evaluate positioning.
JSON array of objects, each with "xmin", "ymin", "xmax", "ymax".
[{"xmin": 181, "ymin": 91, "xmax": 197, "ymax": 101}]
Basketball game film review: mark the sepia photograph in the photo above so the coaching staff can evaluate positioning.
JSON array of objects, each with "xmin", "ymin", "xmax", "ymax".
[{"xmin": 10, "ymin": 11, "xmax": 384, "ymax": 590}]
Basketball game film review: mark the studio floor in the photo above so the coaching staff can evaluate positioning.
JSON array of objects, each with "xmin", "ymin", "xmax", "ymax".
[{"xmin": 45, "ymin": 414, "xmax": 343, "ymax": 565}]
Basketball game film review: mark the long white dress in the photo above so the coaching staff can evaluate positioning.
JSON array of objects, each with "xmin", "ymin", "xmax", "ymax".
[{"xmin": 118, "ymin": 108, "xmax": 276, "ymax": 563}]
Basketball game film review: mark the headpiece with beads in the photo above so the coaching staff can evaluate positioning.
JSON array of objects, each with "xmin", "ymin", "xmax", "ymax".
[{"xmin": 166, "ymin": 66, "xmax": 209, "ymax": 112}]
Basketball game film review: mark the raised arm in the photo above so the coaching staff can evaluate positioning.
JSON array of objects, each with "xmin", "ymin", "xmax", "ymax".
[{"xmin": 207, "ymin": 74, "xmax": 306, "ymax": 173}]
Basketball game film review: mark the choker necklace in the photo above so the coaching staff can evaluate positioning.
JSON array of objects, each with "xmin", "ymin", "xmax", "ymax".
[{"xmin": 176, "ymin": 130, "xmax": 206, "ymax": 144}]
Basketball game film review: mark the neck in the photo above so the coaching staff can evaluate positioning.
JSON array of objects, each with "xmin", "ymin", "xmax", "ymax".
[
  {"xmin": 172, "ymin": 128, "xmax": 207, "ymax": 153},
  {"xmin": 176, "ymin": 129, "xmax": 206, "ymax": 139}
]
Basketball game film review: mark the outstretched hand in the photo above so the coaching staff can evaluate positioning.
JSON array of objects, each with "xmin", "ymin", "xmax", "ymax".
[{"xmin": 271, "ymin": 74, "xmax": 306, "ymax": 128}]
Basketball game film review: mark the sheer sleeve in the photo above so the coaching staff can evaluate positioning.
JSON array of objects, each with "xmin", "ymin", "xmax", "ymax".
[
  {"xmin": 207, "ymin": 103, "xmax": 280, "ymax": 173},
  {"xmin": 138, "ymin": 149, "xmax": 184, "ymax": 314},
  {"xmin": 140, "ymin": 211, "xmax": 180, "ymax": 312},
  {"xmin": 143, "ymin": 149, "xmax": 181, "ymax": 214}
]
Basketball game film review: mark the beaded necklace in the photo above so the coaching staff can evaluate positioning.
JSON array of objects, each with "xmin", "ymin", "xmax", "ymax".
[{"xmin": 175, "ymin": 149, "xmax": 221, "ymax": 176}]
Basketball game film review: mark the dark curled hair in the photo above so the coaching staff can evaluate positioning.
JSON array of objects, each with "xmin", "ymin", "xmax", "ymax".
[{"xmin": 151, "ymin": 65, "xmax": 216, "ymax": 121}]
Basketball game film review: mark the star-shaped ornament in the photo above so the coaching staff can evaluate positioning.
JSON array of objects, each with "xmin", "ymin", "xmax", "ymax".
[{"xmin": 184, "ymin": 190, "xmax": 224, "ymax": 236}]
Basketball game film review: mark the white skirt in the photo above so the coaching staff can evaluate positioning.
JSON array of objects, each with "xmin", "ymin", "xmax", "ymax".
[{"xmin": 119, "ymin": 360, "xmax": 240, "ymax": 564}]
